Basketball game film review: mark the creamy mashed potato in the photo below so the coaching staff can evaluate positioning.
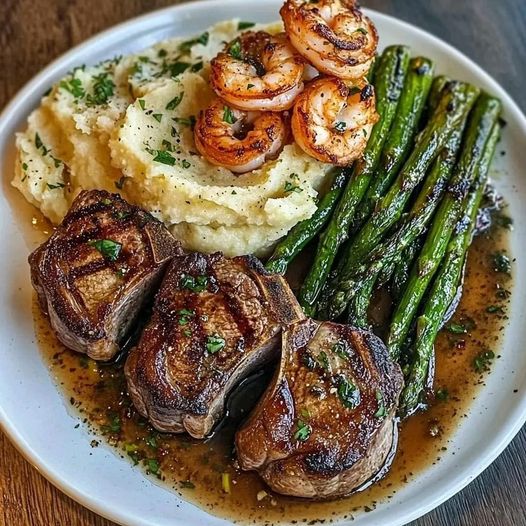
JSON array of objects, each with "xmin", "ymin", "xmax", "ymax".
[{"xmin": 13, "ymin": 20, "xmax": 332, "ymax": 256}]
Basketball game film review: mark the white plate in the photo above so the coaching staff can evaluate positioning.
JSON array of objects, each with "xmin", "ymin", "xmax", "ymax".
[{"xmin": 0, "ymin": 2, "xmax": 525, "ymax": 525}]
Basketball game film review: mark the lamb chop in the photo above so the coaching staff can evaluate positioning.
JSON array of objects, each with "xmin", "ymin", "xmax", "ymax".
[
  {"xmin": 124, "ymin": 252, "xmax": 305, "ymax": 439},
  {"xmin": 29, "ymin": 189, "xmax": 181, "ymax": 361},
  {"xmin": 235, "ymin": 318, "xmax": 403, "ymax": 499}
]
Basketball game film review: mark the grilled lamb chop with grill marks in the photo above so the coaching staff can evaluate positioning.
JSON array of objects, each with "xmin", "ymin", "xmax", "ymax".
[
  {"xmin": 125, "ymin": 252, "xmax": 305, "ymax": 438},
  {"xmin": 236, "ymin": 318, "xmax": 403, "ymax": 499},
  {"xmin": 29, "ymin": 189, "xmax": 181, "ymax": 361}
]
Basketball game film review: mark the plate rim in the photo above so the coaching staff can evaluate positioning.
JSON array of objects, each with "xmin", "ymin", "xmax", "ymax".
[{"xmin": 0, "ymin": 2, "xmax": 525, "ymax": 526}]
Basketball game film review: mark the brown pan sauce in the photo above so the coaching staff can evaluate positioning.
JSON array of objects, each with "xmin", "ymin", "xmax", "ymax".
[{"xmin": 31, "ymin": 210, "xmax": 512, "ymax": 524}]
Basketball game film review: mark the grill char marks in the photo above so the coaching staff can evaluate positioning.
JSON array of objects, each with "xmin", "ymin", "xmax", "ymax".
[
  {"xmin": 29, "ymin": 189, "xmax": 181, "ymax": 361},
  {"xmin": 235, "ymin": 319, "xmax": 404, "ymax": 499},
  {"xmin": 124, "ymin": 252, "xmax": 305, "ymax": 439}
]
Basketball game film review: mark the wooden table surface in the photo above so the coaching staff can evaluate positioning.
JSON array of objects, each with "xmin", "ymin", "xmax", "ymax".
[{"xmin": 1, "ymin": 0, "xmax": 525, "ymax": 525}]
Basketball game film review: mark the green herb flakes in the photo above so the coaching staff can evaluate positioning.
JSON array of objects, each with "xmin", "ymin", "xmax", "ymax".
[
  {"xmin": 180, "ymin": 480, "xmax": 195, "ymax": 489},
  {"xmin": 170, "ymin": 61, "xmax": 191, "ymax": 76},
  {"xmin": 177, "ymin": 308, "xmax": 195, "ymax": 326},
  {"xmin": 191, "ymin": 61, "xmax": 204, "ymax": 72},
  {"xmin": 46, "ymin": 182, "xmax": 65, "ymax": 190},
  {"xmin": 435, "ymin": 388, "xmax": 450, "ymax": 401},
  {"xmin": 284, "ymin": 181, "xmax": 303, "ymax": 194},
  {"xmin": 180, "ymin": 274, "xmax": 208, "ymax": 292},
  {"xmin": 206, "ymin": 334, "xmax": 226, "ymax": 354},
  {"xmin": 179, "ymin": 32, "xmax": 209, "ymax": 53},
  {"xmin": 337, "ymin": 377, "xmax": 361, "ymax": 409},
  {"xmin": 229, "ymin": 39, "xmax": 243, "ymax": 60},
  {"xmin": 238, "ymin": 21, "xmax": 255, "ymax": 30},
  {"xmin": 88, "ymin": 239, "xmax": 122, "ymax": 262},
  {"xmin": 293, "ymin": 420, "xmax": 311, "ymax": 442},
  {"xmin": 223, "ymin": 106, "xmax": 237, "ymax": 125},
  {"xmin": 86, "ymin": 73, "xmax": 115, "ymax": 106},
  {"xmin": 152, "ymin": 113, "xmax": 163, "ymax": 123},
  {"xmin": 166, "ymin": 92, "xmax": 185, "ymax": 110},
  {"xmin": 152, "ymin": 150, "xmax": 176, "ymax": 166},
  {"xmin": 334, "ymin": 121, "xmax": 347, "ymax": 133},
  {"xmin": 59, "ymin": 77, "xmax": 85, "ymax": 99},
  {"xmin": 473, "ymin": 350, "xmax": 495, "ymax": 373},
  {"xmin": 145, "ymin": 458, "xmax": 160, "ymax": 475},
  {"xmin": 115, "ymin": 176, "xmax": 128, "ymax": 190},
  {"xmin": 374, "ymin": 390, "xmax": 386, "ymax": 418},
  {"xmin": 138, "ymin": 99, "xmax": 146, "ymax": 110},
  {"xmin": 492, "ymin": 251, "xmax": 511, "ymax": 274}
]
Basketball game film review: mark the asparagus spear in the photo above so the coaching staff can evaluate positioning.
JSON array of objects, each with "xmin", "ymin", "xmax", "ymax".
[
  {"xmin": 399, "ymin": 122, "xmax": 500, "ymax": 415},
  {"xmin": 329, "ymin": 121, "xmax": 465, "ymax": 321},
  {"xmin": 390, "ymin": 238, "xmax": 423, "ymax": 300},
  {"xmin": 297, "ymin": 46, "xmax": 411, "ymax": 316},
  {"xmin": 387, "ymin": 93, "xmax": 502, "ymax": 360},
  {"xmin": 265, "ymin": 168, "xmax": 348, "ymax": 275},
  {"xmin": 388, "ymin": 77, "xmax": 451, "ymax": 298},
  {"xmin": 352, "ymin": 57, "xmax": 435, "ymax": 230},
  {"xmin": 326, "ymin": 81, "xmax": 480, "ymax": 318}
]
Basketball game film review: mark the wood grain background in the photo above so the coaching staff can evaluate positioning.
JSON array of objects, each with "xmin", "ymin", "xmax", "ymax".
[{"xmin": 1, "ymin": 0, "xmax": 525, "ymax": 525}]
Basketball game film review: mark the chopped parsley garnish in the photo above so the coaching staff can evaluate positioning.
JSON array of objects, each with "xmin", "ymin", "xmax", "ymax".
[
  {"xmin": 102, "ymin": 413, "xmax": 121, "ymax": 434},
  {"xmin": 35, "ymin": 133, "xmax": 43, "ymax": 149},
  {"xmin": 447, "ymin": 318, "xmax": 475, "ymax": 334},
  {"xmin": 179, "ymin": 31, "xmax": 209, "ymax": 52},
  {"xmin": 238, "ymin": 21, "xmax": 256, "ymax": 30},
  {"xmin": 206, "ymin": 334, "xmax": 226, "ymax": 354},
  {"xmin": 174, "ymin": 115, "xmax": 196, "ymax": 128},
  {"xmin": 293, "ymin": 420, "xmax": 311, "ymax": 442},
  {"xmin": 152, "ymin": 150, "xmax": 176, "ymax": 166},
  {"xmin": 486, "ymin": 305, "xmax": 505, "ymax": 314},
  {"xmin": 22, "ymin": 162, "xmax": 28, "ymax": 171},
  {"xmin": 374, "ymin": 390, "xmax": 387, "ymax": 418},
  {"xmin": 88, "ymin": 239, "xmax": 122, "ymax": 261},
  {"xmin": 177, "ymin": 308, "xmax": 195, "ymax": 325},
  {"xmin": 191, "ymin": 61, "xmax": 203, "ymax": 72},
  {"xmin": 334, "ymin": 121, "xmax": 347, "ymax": 133},
  {"xmin": 115, "ymin": 175, "xmax": 129, "ymax": 189},
  {"xmin": 181, "ymin": 159, "xmax": 191, "ymax": 169},
  {"xmin": 180, "ymin": 274, "xmax": 208, "ymax": 292},
  {"xmin": 223, "ymin": 106, "xmax": 237, "ymax": 125},
  {"xmin": 86, "ymin": 73, "xmax": 115, "ymax": 106},
  {"xmin": 166, "ymin": 92, "xmax": 184, "ymax": 110},
  {"xmin": 332, "ymin": 341, "xmax": 349, "ymax": 360},
  {"xmin": 180, "ymin": 480, "xmax": 195, "ymax": 489},
  {"xmin": 229, "ymin": 38, "xmax": 243, "ymax": 60},
  {"xmin": 145, "ymin": 434, "xmax": 158, "ymax": 449},
  {"xmin": 247, "ymin": 83, "xmax": 255, "ymax": 89},
  {"xmin": 152, "ymin": 113, "xmax": 163, "ymax": 123},
  {"xmin": 494, "ymin": 213, "xmax": 513, "ymax": 230},
  {"xmin": 145, "ymin": 458, "xmax": 160, "ymax": 475},
  {"xmin": 473, "ymin": 350, "xmax": 495, "ymax": 373},
  {"xmin": 46, "ymin": 182, "xmax": 65, "ymax": 190},
  {"xmin": 162, "ymin": 139, "xmax": 173, "ymax": 152},
  {"xmin": 59, "ymin": 77, "xmax": 85, "ymax": 99},
  {"xmin": 138, "ymin": 99, "xmax": 146, "ymax": 110},
  {"xmin": 337, "ymin": 377, "xmax": 361, "ymax": 409},
  {"xmin": 492, "ymin": 251, "xmax": 511, "ymax": 274},
  {"xmin": 169, "ymin": 61, "xmax": 191, "ymax": 76},
  {"xmin": 355, "ymin": 27, "xmax": 368, "ymax": 35},
  {"xmin": 51, "ymin": 155, "xmax": 62, "ymax": 168},
  {"xmin": 302, "ymin": 352, "xmax": 316, "ymax": 370},
  {"xmin": 284, "ymin": 181, "xmax": 303, "ymax": 194},
  {"xmin": 158, "ymin": 48, "xmax": 168, "ymax": 58},
  {"xmin": 114, "ymin": 210, "xmax": 131, "ymax": 220},
  {"xmin": 317, "ymin": 350, "xmax": 329, "ymax": 370},
  {"xmin": 435, "ymin": 388, "xmax": 450, "ymax": 401},
  {"xmin": 183, "ymin": 329, "xmax": 192, "ymax": 337}
]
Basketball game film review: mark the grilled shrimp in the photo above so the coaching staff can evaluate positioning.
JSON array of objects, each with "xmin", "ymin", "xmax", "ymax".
[
  {"xmin": 194, "ymin": 98, "xmax": 288, "ymax": 173},
  {"xmin": 291, "ymin": 76, "xmax": 378, "ymax": 165},
  {"xmin": 210, "ymin": 31, "xmax": 305, "ymax": 112},
  {"xmin": 280, "ymin": 0, "xmax": 378, "ymax": 80}
]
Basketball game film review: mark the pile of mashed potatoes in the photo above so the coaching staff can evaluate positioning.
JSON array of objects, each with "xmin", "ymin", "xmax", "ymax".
[{"xmin": 13, "ymin": 20, "xmax": 332, "ymax": 256}]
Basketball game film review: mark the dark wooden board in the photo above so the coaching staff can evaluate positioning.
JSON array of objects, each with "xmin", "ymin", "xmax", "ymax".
[{"xmin": 1, "ymin": 1, "xmax": 525, "ymax": 525}]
